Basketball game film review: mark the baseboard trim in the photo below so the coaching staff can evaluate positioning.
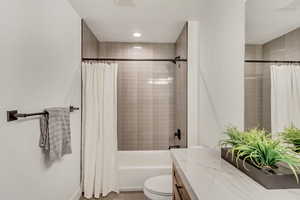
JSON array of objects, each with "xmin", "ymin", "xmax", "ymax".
[{"xmin": 69, "ymin": 186, "xmax": 82, "ymax": 200}]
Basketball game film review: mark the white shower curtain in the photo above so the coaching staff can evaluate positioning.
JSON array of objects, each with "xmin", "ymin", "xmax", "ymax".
[
  {"xmin": 82, "ymin": 62, "xmax": 119, "ymax": 198},
  {"xmin": 271, "ymin": 65, "xmax": 300, "ymax": 136}
]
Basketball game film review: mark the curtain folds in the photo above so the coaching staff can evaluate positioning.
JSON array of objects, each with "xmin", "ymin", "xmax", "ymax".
[
  {"xmin": 82, "ymin": 62, "xmax": 119, "ymax": 198},
  {"xmin": 271, "ymin": 65, "xmax": 300, "ymax": 136}
]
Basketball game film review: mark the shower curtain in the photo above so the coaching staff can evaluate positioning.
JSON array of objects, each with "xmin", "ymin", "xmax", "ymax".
[
  {"xmin": 82, "ymin": 62, "xmax": 119, "ymax": 198},
  {"xmin": 271, "ymin": 65, "xmax": 300, "ymax": 136}
]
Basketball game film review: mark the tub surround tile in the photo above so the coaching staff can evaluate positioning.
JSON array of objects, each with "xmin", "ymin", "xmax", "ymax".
[
  {"xmin": 100, "ymin": 42, "xmax": 176, "ymax": 151},
  {"xmin": 245, "ymin": 45, "xmax": 264, "ymax": 131},
  {"xmin": 171, "ymin": 147, "xmax": 300, "ymax": 200}
]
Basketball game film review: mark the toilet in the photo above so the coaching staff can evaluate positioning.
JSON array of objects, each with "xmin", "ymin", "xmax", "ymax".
[{"xmin": 143, "ymin": 175, "xmax": 172, "ymax": 200}]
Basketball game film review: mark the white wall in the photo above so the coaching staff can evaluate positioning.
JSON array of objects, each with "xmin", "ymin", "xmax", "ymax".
[
  {"xmin": 197, "ymin": 0, "xmax": 245, "ymax": 147},
  {"xmin": 0, "ymin": 1, "xmax": 82, "ymax": 200},
  {"xmin": 187, "ymin": 21, "xmax": 200, "ymax": 147}
]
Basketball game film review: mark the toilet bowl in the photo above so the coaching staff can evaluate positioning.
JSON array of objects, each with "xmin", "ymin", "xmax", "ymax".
[{"xmin": 143, "ymin": 175, "xmax": 172, "ymax": 200}]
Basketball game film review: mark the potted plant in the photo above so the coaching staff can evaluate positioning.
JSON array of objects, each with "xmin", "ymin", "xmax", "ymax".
[
  {"xmin": 220, "ymin": 127, "xmax": 300, "ymax": 189},
  {"xmin": 281, "ymin": 126, "xmax": 300, "ymax": 153}
]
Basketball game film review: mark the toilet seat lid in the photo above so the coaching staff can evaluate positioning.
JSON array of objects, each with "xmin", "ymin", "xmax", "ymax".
[{"xmin": 144, "ymin": 175, "xmax": 172, "ymax": 196}]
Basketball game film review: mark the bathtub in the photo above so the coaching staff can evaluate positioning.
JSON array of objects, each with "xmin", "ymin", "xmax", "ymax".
[{"xmin": 118, "ymin": 151, "xmax": 172, "ymax": 191}]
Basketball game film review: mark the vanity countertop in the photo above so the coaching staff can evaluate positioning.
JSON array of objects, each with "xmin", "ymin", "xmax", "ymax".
[{"xmin": 171, "ymin": 147, "xmax": 300, "ymax": 200}]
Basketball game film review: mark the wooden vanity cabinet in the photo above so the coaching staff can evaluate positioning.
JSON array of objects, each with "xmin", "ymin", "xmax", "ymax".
[{"xmin": 172, "ymin": 164, "xmax": 192, "ymax": 200}]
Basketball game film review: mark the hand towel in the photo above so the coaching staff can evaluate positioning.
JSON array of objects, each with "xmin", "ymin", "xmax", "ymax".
[{"xmin": 39, "ymin": 107, "xmax": 72, "ymax": 161}]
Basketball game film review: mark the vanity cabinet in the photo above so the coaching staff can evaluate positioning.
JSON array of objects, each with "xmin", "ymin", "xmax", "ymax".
[{"xmin": 172, "ymin": 164, "xmax": 191, "ymax": 200}]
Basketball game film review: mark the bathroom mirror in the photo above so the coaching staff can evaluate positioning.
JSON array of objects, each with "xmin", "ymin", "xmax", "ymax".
[{"xmin": 245, "ymin": 0, "xmax": 300, "ymax": 133}]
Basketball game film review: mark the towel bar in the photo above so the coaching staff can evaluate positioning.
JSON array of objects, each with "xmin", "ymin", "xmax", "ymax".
[{"xmin": 7, "ymin": 106, "xmax": 79, "ymax": 122}]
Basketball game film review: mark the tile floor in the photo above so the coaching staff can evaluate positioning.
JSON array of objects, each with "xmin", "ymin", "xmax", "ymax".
[{"xmin": 80, "ymin": 192, "xmax": 145, "ymax": 200}]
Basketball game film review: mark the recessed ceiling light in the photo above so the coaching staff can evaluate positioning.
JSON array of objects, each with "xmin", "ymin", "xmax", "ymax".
[
  {"xmin": 133, "ymin": 46, "xmax": 142, "ymax": 49},
  {"xmin": 133, "ymin": 32, "xmax": 142, "ymax": 37}
]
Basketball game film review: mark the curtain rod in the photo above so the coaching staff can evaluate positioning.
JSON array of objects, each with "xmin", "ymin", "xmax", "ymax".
[
  {"xmin": 82, "ymin": 57, "xmax": 187, "ymax": 64},
  {"xmin": 245, "ymin": 60, "xmax": 300, "ymax": 64},
  {"xmin": 83, "ymin": 59, "xmax": 299, "ymax": 64}
]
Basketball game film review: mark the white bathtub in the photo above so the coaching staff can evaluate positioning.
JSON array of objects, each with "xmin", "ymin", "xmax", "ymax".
[{"xmin": 118, "ymin": 151, "xmax": 172, "ymax": 191}]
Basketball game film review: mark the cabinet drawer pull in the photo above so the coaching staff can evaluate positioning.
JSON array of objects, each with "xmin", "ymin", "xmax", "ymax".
[
  {"xmin": 175, "ymin": 183, "xmax": 183, "ymax": 189},
  {"xmin": 175, "ymin": 183, "xmax": 184, "ymax": 200}
]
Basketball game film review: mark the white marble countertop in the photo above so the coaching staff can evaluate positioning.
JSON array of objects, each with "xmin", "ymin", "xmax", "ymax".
[{"xmin": 171, "ymin": 147, "xmax": 300, "ymax": 200}]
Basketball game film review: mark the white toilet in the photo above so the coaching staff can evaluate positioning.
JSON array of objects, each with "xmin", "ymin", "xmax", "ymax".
[{"xmin": 143, "ymin": 175, "xmax": 172, "ymax": 200}]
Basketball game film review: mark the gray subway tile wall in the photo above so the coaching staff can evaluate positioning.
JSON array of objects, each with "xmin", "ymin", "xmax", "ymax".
[
  {"xmin": 98, "ymin": 42, "xmax": 176, "ymax": 150},
  {"xmin": 245, "ymin": 45, "xmax": 264, "ymax": 130}
]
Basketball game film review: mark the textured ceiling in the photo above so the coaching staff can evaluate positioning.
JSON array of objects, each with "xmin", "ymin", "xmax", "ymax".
[
  {"xmin": 68, "ymin": 0, "xmax": 300, "ymax": 44},
  {"xmin": 246, "ymin": 0, "xmax": 300, "ymax": 44},
  {"xmin": 68, "ymin": 0, "xmax": 203, "ymax": 43}
]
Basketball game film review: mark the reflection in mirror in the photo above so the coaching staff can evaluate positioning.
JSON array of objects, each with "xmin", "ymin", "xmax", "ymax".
[{"xmin": 245, "ymin": 0, "xmax": 300, "ymax": 135}]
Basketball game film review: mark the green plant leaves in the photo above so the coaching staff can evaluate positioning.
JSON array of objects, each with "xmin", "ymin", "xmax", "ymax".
[
  {"xmin": 281, "ymin": 126, "xmax": 300, "ymax": 153},
  {"xmin": 221, "ymin": 126, "xmax": 300, "ymax": 183}
]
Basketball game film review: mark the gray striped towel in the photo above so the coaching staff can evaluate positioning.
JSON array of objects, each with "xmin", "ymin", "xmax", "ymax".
[{"xmin": 39, "ymin": 107, "xmax": 72, "ymax": 161}]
